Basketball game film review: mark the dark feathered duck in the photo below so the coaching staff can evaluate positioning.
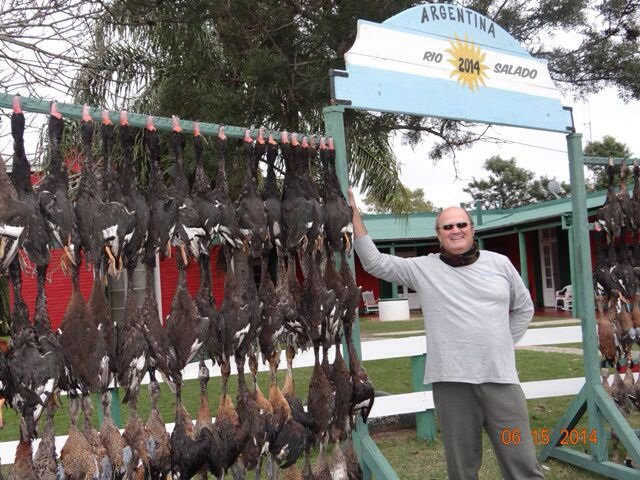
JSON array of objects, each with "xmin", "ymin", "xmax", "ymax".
[
  {"xmin": 284, "ymin": 253, "xmax": 308, "ymax": 349},
  {"xmin": 144, "ymin": 116, "xmax": 177, "ymax": 264},
  {"xmin": 618, "ymin": 161, "xmax": 635, "ymax": 231},
  {"xmin": 10, "ymin": 94, "xmax": 50, "ymax": 269},
  {"xmin": 122, "ymin": 397, "xmax": 150, "ymax": 478},
  {"xmin": 166, "ymin": 253, "xmax": 209, "ymax": 399},
  {"xmin": 0, "ymin": 148, "xmax": 30, "ymax": 273},
  {"xmin": 320, "ymin": 137, "xmax": 353, "ymax": 253},
  {"xmin": 330, "ymin": 342, "xmax": 353, "ymax": 443},
  {"xmin": 596, "ymin": 295, "xmax": 619, "ymax": 367},
  {"xmin": 87, "ymin": 272, "xmax": 116, "ymax": 391},
  {"xmin": 170, "ymin": 116, "xmax": 207, "ymax": 265},
  {"xmin": 299, "ymin": 136, "xmax": 325, "ymax": 252},
  {"xmin": 119, "ymin": 111, "xmax": 149, "ymax": 277},
  {"xmin": 280, "ymin": 132, "xmax": 314, "ymax": 252},
  {"xmin": 220, "ymin": 246, "xmax": 261, "ymax": 364},
  {"xmin": 262, "ymin": 135, "xmax": 283, "ymax": 253},
  {"xmin": 282, "ymin": 346, "xmax": 315, "ymax": 439},
  {"xmin": 36, "ymin": 102, "xmax": 77, "ymax": 273},
  {"xmin": 633, "ymin": 160, "xmax": 640, "ymax": 234},
  {"xmin": 76, "ymin": 105, "xmax": 133, "ymax": 278},
  {"xmin": 212, "ymin": 127, "xmax": 244, "ymax": 250},
  {"xmin": 347, "ymin": 339, "xmax": 375, "ymax": 424},
  {"xmin": 596, "ymin": 158, "xmax": 625, "ymax": 240},
  {"xmin": 197, "ymin": 253, "xmax": 222, "ymax": 366},
  {"xmin": 7, "ymin": 262, "xmax": 57, "ymax": 440},
  {"xmin": 194, "ymin": 359, "xmax": 219, "ymax": 480},
  {"xmin": 339, "ymin": 251, "xmax": 361, "ymax": 342},
  {"xmin": 258, "ymin": 253, "xmax": 284, "ymax": 364},
  {"xmin": 191, "ymin": 122, "xmax": 219, "ymax": 247},
  {"xmin": 236, "ymin": 129, "xmax": 270, "ymax": 259},
  {"xmin": 299, "ymin": 251, "xmax": 336, "ymax": 346},
  {"xmin": 58, "ymin": 263, "xmax": 109, "ymax": 396},
  {"xmin": 170, "ymin": 399, "xmax": 214, "ymax": 480},
  {"xmin": 307, "ymin": 343, "xmax": 335, "ymax": 446},
  {"xmin": 116, "ymin": 277, "xmax": 149, "ymax": 404},
  {"xmin": 140, "ymin": 266, "xmax": 180, "ymax": 393}
]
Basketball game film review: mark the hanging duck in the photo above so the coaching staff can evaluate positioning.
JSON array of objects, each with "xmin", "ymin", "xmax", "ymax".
[
  {"xmin": 236, "ymin": 128, "xmax": 270, "ymax": 259},
  {"xmin": 10, "ymin": 94, "xmax": 50, "ymax": 272},
  {"xmin": 36, "ymin": 102, "xmax": 77, "ymax": 273},
  {"xmin": 0, "ymin": 150, "xmax": 30, "ymax": 273},
  {"xmin": 321, "ymin": 137, "xmax": 353, "ymax": 253}
]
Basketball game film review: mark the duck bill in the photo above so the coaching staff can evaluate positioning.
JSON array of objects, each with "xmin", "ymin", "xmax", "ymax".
[{"xmin": 104, "ymin": 244, "xmax": 117, "ymax": 277}]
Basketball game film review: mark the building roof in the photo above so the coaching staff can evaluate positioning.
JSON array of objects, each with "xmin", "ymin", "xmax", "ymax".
[{"xmin": 362, "ymin": 190, "xmax": 608, "ymax": 243}]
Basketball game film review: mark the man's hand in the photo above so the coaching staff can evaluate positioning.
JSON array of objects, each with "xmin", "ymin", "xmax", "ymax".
[{"xmin": 348, "ymin": 188, "xmax": 367, "ymax": 239}]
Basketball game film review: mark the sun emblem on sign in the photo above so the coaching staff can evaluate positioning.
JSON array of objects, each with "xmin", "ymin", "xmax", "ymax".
[{"xmin": 445, "ymin": 34, "xmax": 489, "ymax": 92}]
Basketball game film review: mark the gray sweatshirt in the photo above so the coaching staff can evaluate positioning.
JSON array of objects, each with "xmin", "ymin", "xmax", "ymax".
[{"xmin": 354, "ymin": 235, "xmax": 534, "ymax": 385}]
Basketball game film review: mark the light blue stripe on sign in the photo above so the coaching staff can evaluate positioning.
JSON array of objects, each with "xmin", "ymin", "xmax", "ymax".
[{"xmin": 334, "ymin": 65, "xmax": 571, "ymax": 133}]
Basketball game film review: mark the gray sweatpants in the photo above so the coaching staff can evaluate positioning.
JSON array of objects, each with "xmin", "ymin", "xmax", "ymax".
[{"xmin": 432, "ymin": 382, "xmax": 545, "ymax": 480}]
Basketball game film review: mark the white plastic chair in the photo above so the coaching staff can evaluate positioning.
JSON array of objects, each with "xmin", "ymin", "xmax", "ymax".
[
  {"xmin": 555, "ymin": 285, "xmax": 572, "ymax": 311},
  {"xmin": 362, "ymin": 290, "xmax": 379, "ymax": 314}
]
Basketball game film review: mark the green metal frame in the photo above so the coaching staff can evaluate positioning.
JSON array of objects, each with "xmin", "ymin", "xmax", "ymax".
[
  {"xmin": 536, "ymin": 134, "xmax": 640, "ymax": 478},
  {"xmin": 323, "ymin": 112, "xmax": 640, "ymax": 478}
]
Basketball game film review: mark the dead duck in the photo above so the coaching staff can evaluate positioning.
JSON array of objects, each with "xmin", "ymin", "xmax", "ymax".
[
  {"xmin": 308, "ymin": 343, "xmax": 336, "ymax": 446},
  {"xmin": 330, "ymin": 340, "xmax": 353, "ymax": 443},
  {"xmin": 122, "ymin": 396, "xmax": 150, "ymax": 477},
  {"xmin": 191, "ymin": 122, "xmax": 219, "ymax": 247},
  {"xmin": 339, "ymin": 251, "xmax": 362, "ymax": 342},
  {"xmin": 99, "ymin": 392, "xmax": 133, "ymax": 479},
  {"xmin": 0, "ymin": 149, "xmax": 30, "ymax": 273},
  {"xmin": 143, "ymin": 116, "xmax": 177, "ymax": 263},
  {"xmin": 632, "ymin": 160, "xmax": 640, "ymax": 234},
  {"xmin": 194, "ymin": 359, "xmax": 215, "ymax": 480},
  {"xmin": 321, "ymin": 137, "xmax": 353, "ymax": 253},
  {"xmin": 596, "ymin": 295, "xmax": 618, "ymax": 367},
  {"xmin": 9, "ymin": 438, "xmax": 37, "ymax": 480},
  {"xmin": 10, "ymin": 94, "xmax": 50, "ymax": 270},
  {"xmin": 60, "ymin": 396, "xmax": 99, "ymax": 480},
  {"xmin": 267, "ymin": 351, "xmax": 308, "ymax": 470},
  {"xmin": 170, "ymin": 116, "xmax": 207, "ymax": 265},
  {"xmin": 33, "ymin": 399, "xmax": 60, "ymax": 480},
  {"xmin": 115, "ymin": 276, "xmax": 149, "ymax": 404},
  {"xmin": 119, "ymin": 110, "xmax": 149, "ymax": 278},
  {"xmin": 145, "ymin": 379, "xmax": 172, "ymax": 479},
  {"xmin": 36, "ymin": 101, "xmax": 77, "ymax": 273},
  {"xmin": 611, "ymin": 367, "xmax": 631, "ymax": 416},
  {"xmin": 262, "ymin": 134, "xmax": 283, "ymax": 253},
  {"xmin": 211, "ymin": 126, "xmax": 244, "ymax": 250},
  {"xmin": 258, "ymin": 250, "xmax": 282, "ymax": 364},
  {"xmin": 347, "ymin": 338, "xmax": 375, "ymax": 424},
  {"xmin": 140, "ymin": 265, "xmax": 180, "ymax": 393},
  {"xmin": 170, "ymin": 399, "xmax": 213, "ymax": 480},
  {"xmin": 215, "ymin": 358, "xmax": 249, "ymax": 475},
  {"xmin": 280, "ymin": 131, "xmax": 314, "ymax": 253},
  {"xmin": 166, "ymin": 253, "xmax": 209, "ymax": 397},
  {"xmin": 344, "ymin": 438, "xmax": 363, "ymax": 480},
  {"xmin": 236, "ymin": 128, "xmax": 270, "ymax": 259},
  {"xmin": 7, "ymin": 261, "xmax": 58, "ymax": 440},
  {"xmin": 596, "ymin": 158, "xmax": 625, "ymax": 241},
  {"xmin": 98, "ymin": 110, "xmax": 136, "ymax": 277},
  {"xmin": 618, "ymin": 161, "xmax": 635, "ymax": 232},
  {"xmin": 299, "ymin": 135, "xmax": 325, "ymax": 253}
]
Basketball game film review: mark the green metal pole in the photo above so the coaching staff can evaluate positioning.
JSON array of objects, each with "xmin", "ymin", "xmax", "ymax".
[
  {"xmin": 566, "ymin": 133, "xmax": 605, "ymax": 459},
  {"xmin": 324, "ymin": 105, "xmax": 399, "ymax": 480},
  {"xmin": 518, "ymin": 231, "xmax": 529, "ymax": 289},
  {"xmin": 568, "ymin": 227, "xmax": 578, "ymax": 318},
  {"xmin": 411, "ymin": 355, "xmax": 435, "ymax": 441},
  {"xmin": 0, "ymin": 92, "xmax": 297, "ymax": 140},
  {"xmin": 389, "ymin": 244, "xmax": 399, "ymax": 299}
]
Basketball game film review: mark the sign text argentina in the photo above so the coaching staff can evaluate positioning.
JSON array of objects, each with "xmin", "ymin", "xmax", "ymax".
[{"xmin": 332, "ymin": 4, "xmax": 570, "ymax": 132}]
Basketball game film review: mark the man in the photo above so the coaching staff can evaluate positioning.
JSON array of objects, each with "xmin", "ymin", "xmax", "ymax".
[{"xmin": 349, "ymin": 190, "xmax": 544, "ymax": 480}]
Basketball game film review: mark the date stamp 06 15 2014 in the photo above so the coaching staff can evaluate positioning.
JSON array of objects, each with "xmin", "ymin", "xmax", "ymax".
[{"xmin": 500, "ymin": 428, "xmax": 598, "ymax": 446}]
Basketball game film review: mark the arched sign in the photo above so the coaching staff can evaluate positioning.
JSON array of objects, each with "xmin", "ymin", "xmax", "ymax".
[{"xmin": 331, "ymin": 4, "xmax": 572, "ymax": 133}]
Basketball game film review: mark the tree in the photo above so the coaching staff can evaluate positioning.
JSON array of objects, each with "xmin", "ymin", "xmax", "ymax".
[
  {"xmin": 1, "ymin": 1, "xmax": 639, "ymax": 211},
  {"xmin": 364, "ymin": 187, "xmax": 434, "ymax": 214},
  {"xmin": 464, "ymin": 156, "xmax": 570, "ymax": 209},
  {"xmin": 584, "ymin": 135, "xmax": 632, "ymax": 191}
]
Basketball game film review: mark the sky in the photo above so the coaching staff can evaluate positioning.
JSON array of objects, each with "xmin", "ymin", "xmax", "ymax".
[{"xmin": 353, "ymin": 86, "xmax": 640, "ymax": 212}]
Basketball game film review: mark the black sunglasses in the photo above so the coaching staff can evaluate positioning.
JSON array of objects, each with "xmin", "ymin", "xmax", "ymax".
[{"xmin": 438, "ymin": 222, "xmax": 470, "ymax": 231}]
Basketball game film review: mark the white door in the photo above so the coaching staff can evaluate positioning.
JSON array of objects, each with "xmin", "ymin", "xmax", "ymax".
[{"xmin": 538, "ymin": 229, "xmax": 558, "ymax": 307}]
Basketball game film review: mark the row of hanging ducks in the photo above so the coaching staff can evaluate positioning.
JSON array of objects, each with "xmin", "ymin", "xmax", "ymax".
[
  {"xmin": 594, "ymin": 160, "xmax": 640, "ymax": 418},
  {"xmin": 0, "ymin": 94, "xmax": 373, "ymax": 479}
]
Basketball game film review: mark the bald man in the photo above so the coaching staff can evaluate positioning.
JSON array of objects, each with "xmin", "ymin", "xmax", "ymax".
[{"xmin": 349, "ymin": 191, "xmax": 544, "ymax": 480}]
